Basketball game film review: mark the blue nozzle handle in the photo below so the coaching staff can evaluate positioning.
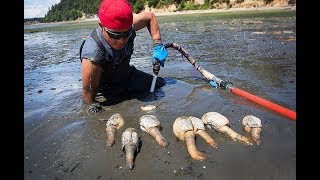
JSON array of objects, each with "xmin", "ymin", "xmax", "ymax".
[{"xmin": 209, "ymin": 80, "xmax": 218, "ymax": 88}]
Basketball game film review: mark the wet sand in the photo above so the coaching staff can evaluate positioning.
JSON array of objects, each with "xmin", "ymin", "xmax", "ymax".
[{"xmin": 25, "ymin": 77, "xmax": 296, "ymax": 179}]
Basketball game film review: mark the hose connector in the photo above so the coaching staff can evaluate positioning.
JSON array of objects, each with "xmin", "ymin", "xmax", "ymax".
[{"xmin": 220, "ymin": 80, "xmax": 233, "ymax": 90}]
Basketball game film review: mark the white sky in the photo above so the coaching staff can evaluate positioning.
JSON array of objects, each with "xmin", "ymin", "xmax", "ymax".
[{"xmin": 24, "ymin": 0, "xmax": 61, "ymax": 19}]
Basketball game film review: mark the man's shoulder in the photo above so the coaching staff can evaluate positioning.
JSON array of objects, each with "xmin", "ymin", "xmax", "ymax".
[
  {"xmin": 81, "ymin": 32, "xmax": 105, "ymax": 63},
  {"xmin": 83, "ymin": 36, "xmax": 101, "ymax": 52}
]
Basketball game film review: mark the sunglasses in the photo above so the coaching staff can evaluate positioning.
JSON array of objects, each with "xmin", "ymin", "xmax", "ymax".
[{"xmin": 104, "ymin": 27, "xmax": 132, "ymax": 40}]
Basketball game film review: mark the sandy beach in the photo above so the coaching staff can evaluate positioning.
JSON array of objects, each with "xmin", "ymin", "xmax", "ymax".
[
  {"xmin": 155, "ymin": 5, "xmax": 295, "ymax": 16},
  {"xmin": 71, "ymin": 4, "xmax": 296, "ymax": 23}
]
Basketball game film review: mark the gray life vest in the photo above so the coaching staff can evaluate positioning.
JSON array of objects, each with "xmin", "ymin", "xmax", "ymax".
[{"xmin": 80, "ymin": 29, "xmax": 136, "ymax": 85}]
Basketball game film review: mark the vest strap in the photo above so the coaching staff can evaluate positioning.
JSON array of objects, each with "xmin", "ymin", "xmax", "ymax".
[
  {"xmin": 80, "ymin": 29, "xmax": 105, "ymax": 61},
  {"xmin": 90, "ymin": 29, "xmax": 106, "ymax": 53}
]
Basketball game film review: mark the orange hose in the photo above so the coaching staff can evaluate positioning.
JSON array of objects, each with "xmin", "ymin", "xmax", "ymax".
[
  {"xmin": 164, "ymin": 43, "xmax": 296, "ymax": 121},
  {"xmin": 230, "ymin": 87, "xmax": 296, "ymax": 121}
]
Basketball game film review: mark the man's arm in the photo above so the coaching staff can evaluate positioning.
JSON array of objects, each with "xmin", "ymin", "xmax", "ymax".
[
  {"xmin": 81, "ymin": 59, "xmax": 103, "ymax": 104},
  {"xmin": 133, "ymin": 12, "xmax": 168, "ymax": 68},
  {"xmin": 133, "ymin": 12, "xmax": 161, "ymax": 41}
]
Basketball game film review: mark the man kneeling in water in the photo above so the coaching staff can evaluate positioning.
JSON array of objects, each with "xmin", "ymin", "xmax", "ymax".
[{"xmin": 80, "ymin": 0, "xmax": 168, "ymax": 109}]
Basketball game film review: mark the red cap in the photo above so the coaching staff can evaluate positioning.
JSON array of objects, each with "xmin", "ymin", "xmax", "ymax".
[{"xmin": 98, "ymin": 0, "xmax": 133, "ymax": 30}]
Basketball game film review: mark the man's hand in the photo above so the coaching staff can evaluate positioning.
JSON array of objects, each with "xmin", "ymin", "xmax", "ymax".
[{"xmin": 152, "ymin": 43, "xmax": 168, "ymax": 67}]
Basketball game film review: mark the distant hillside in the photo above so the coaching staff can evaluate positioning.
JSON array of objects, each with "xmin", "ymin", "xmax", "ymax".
[
  {"xmin": 25, "ymin": 0, "xmax": 296, "ymax": 24},
  {"xmin": 24, "ymin": 17, "xmax": 44, "ymax": 25}
]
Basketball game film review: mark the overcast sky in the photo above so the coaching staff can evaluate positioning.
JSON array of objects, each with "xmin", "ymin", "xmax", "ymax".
[{"xmin": 24, "ymin": 0, "xmax": 61, "ymax": 19}]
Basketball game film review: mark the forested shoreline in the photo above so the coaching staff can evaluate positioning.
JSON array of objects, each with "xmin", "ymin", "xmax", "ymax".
[{"xmin": 24, "ymin": 0, "xmax": 295, "ymax": 24}]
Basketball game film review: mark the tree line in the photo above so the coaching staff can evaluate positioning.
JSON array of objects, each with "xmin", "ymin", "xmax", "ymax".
[{"xmin": 42, "ymin": 0, "xmax": 183, "ymax": 23}]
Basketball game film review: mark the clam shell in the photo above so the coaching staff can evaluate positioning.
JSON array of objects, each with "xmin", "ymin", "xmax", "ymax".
[
  {"xmin": 201, "ymin": 112, "xmax": 229, "ymax": 129},
  {"xmin": 121, "ymin": 128, "xmax": 139, "ymax": 152},
  {"xmin": 188, "ymin": 116, "xmax": 205, "ymax": 131},
  {"xmin": 141, "ymin": 105, "xmax": 157, "ymax": 111},
  {"xmin": 139, "ymin": 115, "xmax": 161, "ymax": 132},
  {"xmin": 106, "ymin": 113, "xmax": 125, "ymax": 128},
  {"xmin": 173, "ymin": 116, "xmax": 194, "ymax": 140},
  {"xmin": 242, "ymin": 115, "xmax": 262, "ymax": 128}
]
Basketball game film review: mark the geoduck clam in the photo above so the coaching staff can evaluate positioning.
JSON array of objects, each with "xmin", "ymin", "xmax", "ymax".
[
  {"xmin": 139, "ymin": 115, "xmax": 168, "ymax": 148},
  {"xmin": 242, "ymin": 115, "xmax": 262, "ymax": 145},
  {"xmin": 188, "ymin": 116, "xmax": 218, "ymax": 148},
  {"xmin": 201, "ymin": 112, "xmax": 253, "ymax": 145},
  {"xmin": 121, "ymin": 128, "xmax": 140, "ymax": 170},
  {"xmin": 106, "ymin": 113, "xmax": 125, "ymax": 147},
  {"xmin": 173, "ymin": 116, "xmax": 206, "ymax": 160}
]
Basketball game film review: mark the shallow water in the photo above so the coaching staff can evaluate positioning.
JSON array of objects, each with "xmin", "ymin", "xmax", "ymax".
[{"xmin": 24, "ymin": 10, "xmax": 296, "ymax": 180}]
